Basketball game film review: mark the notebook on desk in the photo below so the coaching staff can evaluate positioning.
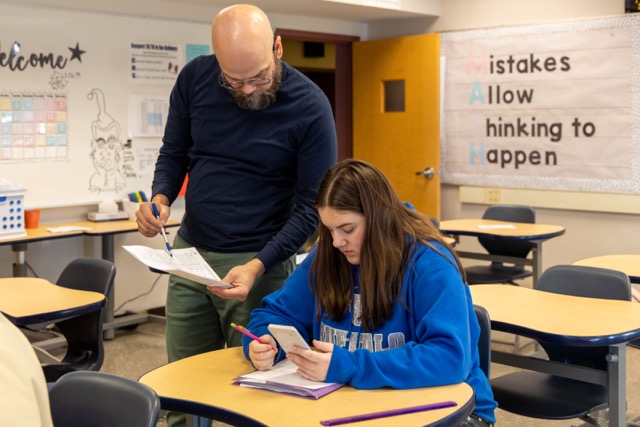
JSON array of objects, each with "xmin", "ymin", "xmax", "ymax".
[{"xmin": 234, "ymin": 359, "xmax": 344, "ymax": 399}]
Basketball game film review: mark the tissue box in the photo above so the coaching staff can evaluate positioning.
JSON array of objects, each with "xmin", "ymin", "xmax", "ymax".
[{"xmin": 0, "ymin": 179, "xmax": 27, "ymax": 239}]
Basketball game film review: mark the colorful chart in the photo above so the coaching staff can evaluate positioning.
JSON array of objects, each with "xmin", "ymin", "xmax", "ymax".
[{"xmin": 0, "ymin": 92, "xmax": 68, "ymax": 161}]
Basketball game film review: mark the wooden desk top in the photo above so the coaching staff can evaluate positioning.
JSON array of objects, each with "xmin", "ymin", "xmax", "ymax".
[
  {"xmin": 0, "ymin": 277, "xmax": 105, "ymax": 326},
  {"xmin": 140, "ymin": 347, "xmax": 474, "ymax": 427},
  {"xmin": 470, "ymin": 285, "xmax": 640, "ymax": 345},
  {"xmin": 572, "ymin": 255, "xmax": 640, "ymax": 283},
  {"xmin": 0, "ymin": 219, "xmax": 180, "ymax": 245},
  {"xmin": 440, "ymin": 219, "xmax": 565, "ymax": 241}
]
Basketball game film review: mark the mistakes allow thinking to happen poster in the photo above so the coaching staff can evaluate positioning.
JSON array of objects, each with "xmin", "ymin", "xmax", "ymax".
[{"xmin": 441, "ymin": 15, "xmax": 640, "ymax": 193}]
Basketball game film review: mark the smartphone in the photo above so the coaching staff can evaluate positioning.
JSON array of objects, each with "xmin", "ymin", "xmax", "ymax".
[{"xmin": 268, "ymin": 324, "xmax": 312, "ymax": 353}]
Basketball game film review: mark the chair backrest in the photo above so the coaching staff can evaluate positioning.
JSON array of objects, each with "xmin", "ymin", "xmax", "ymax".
[
  {"xmin": 56, "ymin": 257, "xmax": 116, "ymax": 296},
  {"xmin": 43, "ymin": 258, "xmax": 116, "ymax": 382},
  {"xmin": 480, "ymin": 204, "xmax": 535, "ymax": 261},
  {"xmin": 474, "ymin": 305, "xmax": 491, "ymax": 378},
  {"xmin": 534, "ymin": 264, "xmax": 631, "ymax": 369},
  {"xmin": 48, "ymin": 371, "xmax": 160, "ymax": 427}
]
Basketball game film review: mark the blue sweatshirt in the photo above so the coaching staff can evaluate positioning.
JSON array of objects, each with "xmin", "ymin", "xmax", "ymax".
[
  {"xmin": 153, "ymin": 55, "xmax": 337, "ymax": 270},
  {"xmin": 244, "ymin": 242, "xmax": 497, "ymax": 422}
]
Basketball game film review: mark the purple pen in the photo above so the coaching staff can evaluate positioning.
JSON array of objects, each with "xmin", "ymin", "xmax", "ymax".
[{"xmin": 319, "ymin": 401, "xmax": 457, "ymax": 426}]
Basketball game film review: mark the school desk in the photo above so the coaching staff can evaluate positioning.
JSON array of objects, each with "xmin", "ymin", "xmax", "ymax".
[
  {"xmin": 470, "ymin": 284, "xmax": 640, "ymax": 427},
  {"xmin": 0, "ymin": 277, "xmax": 105, "ymax": 326},
  {"xmin": 139, "ymin": 347, "xmax": 475, "ymax": 427},
  {"xmin": 0, "ymin": 219, "xmax": 179, "ymax": 340},
  {"xmin": 572, "ymin": 255, "xmax": 640, "ymax": 283},
  {"xmin": 439, "ymin": 219, "xmax": 565, "ymax": 283}
]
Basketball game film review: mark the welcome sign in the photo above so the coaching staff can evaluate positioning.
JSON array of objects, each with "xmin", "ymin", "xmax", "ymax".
[{"xmin": 441, "ymin": 15, "xmax": 640, "ymax": 193}]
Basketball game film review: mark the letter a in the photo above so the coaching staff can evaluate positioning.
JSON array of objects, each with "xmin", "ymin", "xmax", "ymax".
[{"xmin": 469, "ymin": 82, "xmax": 485, "ymax": 105}]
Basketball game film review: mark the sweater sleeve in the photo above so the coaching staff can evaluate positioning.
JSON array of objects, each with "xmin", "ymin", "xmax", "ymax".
[
  {"xmin": 325, "ymin": 251, "xmax": 475, "ymax": 389},
  {"xmin": 151, "ymin": 63, "xmax": 193, "ymax": 204},
  {"xmin": 243, "ymin": 254, "xmax": 318, "ymax": 361}
]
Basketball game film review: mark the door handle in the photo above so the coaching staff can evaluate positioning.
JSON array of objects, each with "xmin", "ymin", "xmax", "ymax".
[{"xmin": 415, "ymin": 167, "xmax": 435, "ymax": 180}]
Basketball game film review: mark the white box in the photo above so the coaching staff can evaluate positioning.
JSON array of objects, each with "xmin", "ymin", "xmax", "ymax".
[{"xmin": 0, "ymin": 179, "xmax": 27, "ymax": 239}]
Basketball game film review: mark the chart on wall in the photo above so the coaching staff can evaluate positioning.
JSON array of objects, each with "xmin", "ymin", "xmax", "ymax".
[
  {"xmin": 0, "ymin": 4, "xmax": 211, "ymax": 208},
  {"xmin": 440, "ymin": 14, "xmax": 640, "ymax": 193}
]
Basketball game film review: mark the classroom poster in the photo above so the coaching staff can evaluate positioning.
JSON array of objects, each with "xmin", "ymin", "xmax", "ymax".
[{"xmin": 440, "ymin": 15, "xmax": 640, "ymax": 193}]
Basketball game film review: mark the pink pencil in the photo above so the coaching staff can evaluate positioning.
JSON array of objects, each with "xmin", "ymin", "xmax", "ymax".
[{"xmin": 231, "ymin": 323, "xmax": 277, "ymax": 351}]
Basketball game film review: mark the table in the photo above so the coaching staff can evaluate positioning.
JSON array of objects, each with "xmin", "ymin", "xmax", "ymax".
[
  {"xmin": 0, "ymin": 277, "xmax": 105, "ymax": 326},
  {"xmin": 0, "ymin": 219, "xmax": 179, "ymax": 339},
  {"xmin": 139, "ymin": 347, "xmax": 475, "ymax": 427},
  {"xmin": 470, "ymin": 285, "xmax": 640, "ymax": 427},
  {"xmin": 439, "ymin": 219, "xmax": 565, "ymax": 284},
  {"xmin": 572, "ymin": 255, "xmax": 640, "ymax": 284}
]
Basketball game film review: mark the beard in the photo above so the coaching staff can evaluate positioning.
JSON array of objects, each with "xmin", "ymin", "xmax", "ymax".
[{"xmin": 230, "ymin": 58, "xmax": 282, "ymax": 111}]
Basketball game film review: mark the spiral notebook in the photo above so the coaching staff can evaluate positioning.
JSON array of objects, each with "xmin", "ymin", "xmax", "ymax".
[{"xmin": 234, "ymin": 359, "xmax": 344, "ymax": 399}]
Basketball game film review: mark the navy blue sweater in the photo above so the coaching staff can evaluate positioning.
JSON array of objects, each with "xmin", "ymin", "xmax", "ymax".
[{"xmin": 153, "ymin": 55, "xmax": 337, "ymax": 269}]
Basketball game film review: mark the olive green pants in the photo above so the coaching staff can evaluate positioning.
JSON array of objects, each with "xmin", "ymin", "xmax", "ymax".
[{"xmin": 166, "ymin": 234, "xmax": 295, "ymax": 427}]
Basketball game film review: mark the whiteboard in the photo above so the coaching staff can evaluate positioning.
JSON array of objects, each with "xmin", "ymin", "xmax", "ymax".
[{"xmin": 0, "ymin": 4, "xmax": 211, "ymax": 208}]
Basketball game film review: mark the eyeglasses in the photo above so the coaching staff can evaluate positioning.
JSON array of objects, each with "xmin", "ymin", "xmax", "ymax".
[{"xmin": 219, "ymin": 70, "xmax": 273, "ymax": 90}]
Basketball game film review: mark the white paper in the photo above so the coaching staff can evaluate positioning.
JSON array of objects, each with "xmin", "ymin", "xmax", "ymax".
[
  {"xmin": 240, "ymin": 359, "xmax": 331, "ymax": 390},
  {"xmin": 123, "ymin": 245, "xmax": 232, "ymax": 288},
  {"xmin": 47, "ymin": 226, "xmax": 93, "ymax": 233},
  {"xmin": 477, "ymin": 224, "xmax": 516, "ymax": 229}
]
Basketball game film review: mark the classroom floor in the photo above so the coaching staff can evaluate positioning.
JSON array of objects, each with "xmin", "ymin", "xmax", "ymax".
[{"xmin": 34, "ymin": 319, "xmax": 640, "ymax": 427}]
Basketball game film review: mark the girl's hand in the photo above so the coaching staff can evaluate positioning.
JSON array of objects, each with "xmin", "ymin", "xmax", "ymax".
[{"xmin": 286, "ymin": 340, "xmax": 334, "ymax": 381}]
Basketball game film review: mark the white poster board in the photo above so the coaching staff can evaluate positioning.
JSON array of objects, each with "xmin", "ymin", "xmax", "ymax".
[{"xmin": 440, "ymin": 15, "xmax": 640, "ymax": 193}]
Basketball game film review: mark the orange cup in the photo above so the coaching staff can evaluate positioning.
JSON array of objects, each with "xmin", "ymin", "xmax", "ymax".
[{"xmin": 25, "ymin": 208, "xmax": 41, "ymax": 229}]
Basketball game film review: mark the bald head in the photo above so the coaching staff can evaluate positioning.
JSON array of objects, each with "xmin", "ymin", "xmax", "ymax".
[{"xmin": 212, "ymin": 4, "xmax": 277, "ymax": 77}]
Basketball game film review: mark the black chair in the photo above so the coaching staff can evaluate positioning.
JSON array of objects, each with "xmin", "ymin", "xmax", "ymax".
[
  {"xmin": 474, "ymin": 304, "xmax": 491, "ymax": 378},
  {"xmin": 41, "ymin": 258, "xmax": 116, "ymax": 382},
  {"xmin": 490, "ymin": 265, "xmax": 632, "ymax": 426},
  {"xmin": 464, "ymin": 204, "xmax": 535, "ymax": 285},
  {"xmin": 49, "ymin": 370, "xmax": 160, "ymax": 427}
]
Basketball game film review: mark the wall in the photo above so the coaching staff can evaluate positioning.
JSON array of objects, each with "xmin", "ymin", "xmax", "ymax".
[
  {"xmin": 370, "ymin": 0, "xmax": 639, "ymax": 284},
  {"xmin": 0, "ymin": 1, "xmax": 363, "ymax": 315}
]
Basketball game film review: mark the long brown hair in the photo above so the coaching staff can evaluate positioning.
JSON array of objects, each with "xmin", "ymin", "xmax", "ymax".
[{"xmin": 312, "ymin": 159, "xmax": 465, "ymax": 331}]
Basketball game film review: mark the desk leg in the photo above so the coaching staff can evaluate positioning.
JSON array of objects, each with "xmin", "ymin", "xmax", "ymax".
[
  {"xmin": 607, "ymin": 344, "xmax": 626, "ymax": 427},
  {"xmin": 101, "ymin": 235, "xmax": 115, "ymax": 340},
  {"xmin": 11, "ymin": 243, "xmax": 28, "ymax": 277},
  {"xmin": 531, "ymin": 243, "xmax": 541, "ymax": 285}
]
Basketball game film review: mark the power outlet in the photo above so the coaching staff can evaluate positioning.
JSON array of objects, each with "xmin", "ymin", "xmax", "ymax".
[{"xmin": 484, "ymin": 188, "xmax": 502, "ymax": 204}]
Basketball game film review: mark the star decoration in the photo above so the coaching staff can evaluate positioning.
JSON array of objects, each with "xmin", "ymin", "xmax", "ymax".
[{"xmin": 68, "ymin": 42, "xmax": 86, "ymax": 62}]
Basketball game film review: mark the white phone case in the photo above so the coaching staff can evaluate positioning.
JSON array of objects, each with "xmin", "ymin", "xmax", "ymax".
[{"xmin": 268, "ymin": 324, "xmax": 311, "ymax": 353}]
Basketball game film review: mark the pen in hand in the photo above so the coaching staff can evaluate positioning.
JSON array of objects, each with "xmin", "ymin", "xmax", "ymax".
[
  {"xmin": 231, "ymin": 323, "xmax": 277, "ymax": 351},
  {"xmin": 151, "ymin": 202, "xmax": 173, "ymax": 257}
]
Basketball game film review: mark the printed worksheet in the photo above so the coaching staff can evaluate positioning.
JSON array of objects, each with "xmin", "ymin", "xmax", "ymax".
[{"xmin": 123, "ymin": 245, "xmax": 232, "ymax": 288}]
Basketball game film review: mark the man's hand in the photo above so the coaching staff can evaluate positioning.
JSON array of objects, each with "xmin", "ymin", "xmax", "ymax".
[
  {"xmin": 207, "ymin": 258, "xmax": 265, "ymax": 301},
  {"xmin": 136, "ymin": 195, "xmax": 170, "ymax": 237}
]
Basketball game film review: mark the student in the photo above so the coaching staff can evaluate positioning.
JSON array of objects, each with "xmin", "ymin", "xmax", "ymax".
[
  {"xmin": 244, "ymin": 159, "xmax": 497, "ymax": 426},
  {"xmin": 135, "ymin": 0, "xmax": 336, "ymax": 384},
  {"xmin": 0, "ymin": 313, "xmax": 53, "ymax": 427}
]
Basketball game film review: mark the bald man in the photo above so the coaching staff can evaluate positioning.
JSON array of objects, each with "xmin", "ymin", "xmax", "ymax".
[{"xmin": 136, "ymin": 6, "xmax": 336, "ymax": 424}]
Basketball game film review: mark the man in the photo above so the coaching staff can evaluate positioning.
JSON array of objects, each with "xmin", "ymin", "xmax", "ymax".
[{"xmin": 136, "ymin": 3, "xmax": 336, "ymax": 419}]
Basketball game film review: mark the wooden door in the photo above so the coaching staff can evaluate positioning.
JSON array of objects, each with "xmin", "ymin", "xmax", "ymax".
[{"xmin": 353, "ymin": 34, "xmax": 441, "ymax": 218}]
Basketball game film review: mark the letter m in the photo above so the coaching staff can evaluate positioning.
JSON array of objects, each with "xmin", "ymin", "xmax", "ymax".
[{"xmin": 466, "ymin": 52, "xmax": 487, "ymax": 75}]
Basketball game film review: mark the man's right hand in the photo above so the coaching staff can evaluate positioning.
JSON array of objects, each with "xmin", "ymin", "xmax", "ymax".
[{"xmin": 136, "ymin": 195, "xmax": 170, "ymax": 237}]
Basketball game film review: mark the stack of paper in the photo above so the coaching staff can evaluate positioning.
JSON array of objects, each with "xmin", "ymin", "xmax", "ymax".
[
  {"xmin": 234, "ymin": 359, "xmax": 344, "ymax": 399},
  {"xmin": 123, "ymin": 245, "xmax": 232, "ymax": 288}
]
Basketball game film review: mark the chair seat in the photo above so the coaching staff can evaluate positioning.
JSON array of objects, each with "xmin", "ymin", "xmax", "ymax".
[
  {"xmin": 491, "ymin": 371, "xmax": 608, "ymax": 420},
  {"xmin": 465, "ymin": 265, "xmax": 532, "ymax": 284}
]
